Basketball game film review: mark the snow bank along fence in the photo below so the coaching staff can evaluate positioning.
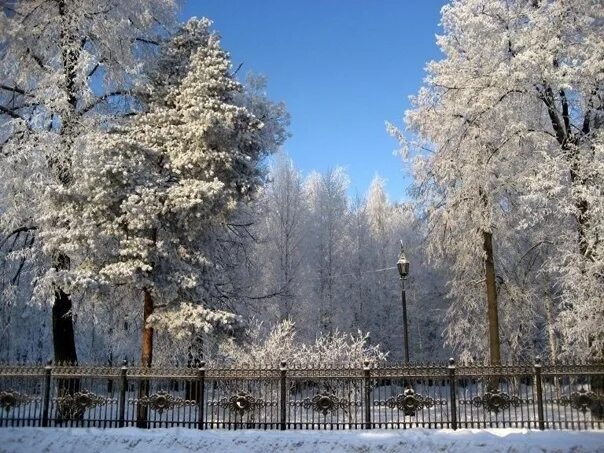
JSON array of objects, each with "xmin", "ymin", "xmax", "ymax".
[{"xmin": 1, "ymin": 358, "xmax": 603, "ymax": 430}]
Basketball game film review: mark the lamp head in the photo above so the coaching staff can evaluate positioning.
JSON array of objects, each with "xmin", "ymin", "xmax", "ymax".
[{"xmin": 397, "ymin": 242, "xmax": 409, "ymax": 278}]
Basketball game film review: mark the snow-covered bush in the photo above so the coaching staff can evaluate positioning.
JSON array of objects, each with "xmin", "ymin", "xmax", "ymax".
[{"xmin": 213, "ymin": 320, "xmax": 388, "ymax": 367}]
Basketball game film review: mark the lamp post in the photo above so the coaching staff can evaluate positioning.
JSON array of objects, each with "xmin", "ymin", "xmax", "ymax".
[{"xmin": 397, "ymin": 242, "xmax": 410, "ymax": 363}]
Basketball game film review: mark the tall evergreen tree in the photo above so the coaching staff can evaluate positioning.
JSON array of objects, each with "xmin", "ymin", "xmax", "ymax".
[{"xmin": 49, "ymin": 21, "xmax": 287, "ymax": 367}]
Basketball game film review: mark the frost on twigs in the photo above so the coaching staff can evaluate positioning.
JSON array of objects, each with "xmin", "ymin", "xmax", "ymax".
[
  {"xmin": 214, "ymin": 320, "xmax": 388, "ymax": 368},
  {"xmin": 150, "ymin": 303, "xmax": 240, "ymax": 340}
]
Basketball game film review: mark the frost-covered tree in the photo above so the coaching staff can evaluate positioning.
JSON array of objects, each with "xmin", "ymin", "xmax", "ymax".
[
  {"xmin": 303, "ymin": 169, "xmax": 350, "ymax": 335},
  {"xmin": 251, "ymin": 153, "xmax": 306, "ymax": 322},
  {"xmin": 48, "ymin": 21, "xmax": 287, "ymax": 367},
  {"xmin": 344, "ymin": 194, "xmax": 374, "ymax": 332},
  {"xmin": 395, "ymin": 0, "xmax": 603, "ymax": 362},
  {"xmin": 0, "ymin": 0, "xmax": 178, "ymax": 363}
]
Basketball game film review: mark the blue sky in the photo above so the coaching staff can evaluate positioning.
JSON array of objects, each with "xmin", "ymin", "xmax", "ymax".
[{"xmin": 181, "ymin": 1, "xmax": 447, "ymax": 201}]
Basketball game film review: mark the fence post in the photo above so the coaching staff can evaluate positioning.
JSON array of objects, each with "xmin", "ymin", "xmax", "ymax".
[
  {"xmin": 41, "ymin": 360, "xmax": 52, "ymax": 427},
  {"xmin": 534, "ymin": 355, "xmax": 545, "ymax": 430},
  {"xmin": 448, "ymin": 358, "xmax": 457, "ymax": 431},
  {"xmin": 280, "ymin": 360, "xmax": 287, "ymax": 430},
  {"xmin": 363, "ymin": 360, "xmax": 372, "ymax": 429},
  {"xmin": 198, "ymin": 362, "xmax": 206, "ymax": 430},
  {"xmin": 118, "ymin": 359, "xmax": 128, "ymax": 428}
]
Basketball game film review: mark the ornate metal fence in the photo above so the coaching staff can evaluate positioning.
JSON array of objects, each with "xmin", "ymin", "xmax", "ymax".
[{"xmin": 1, "ymin": 358, "xmax": 603, "ymax": 430}]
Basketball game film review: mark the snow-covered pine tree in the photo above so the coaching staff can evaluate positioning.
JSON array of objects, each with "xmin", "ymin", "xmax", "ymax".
[{"xmin": 51, "ymin": 21, "xmax": 287, "ymax": 367}]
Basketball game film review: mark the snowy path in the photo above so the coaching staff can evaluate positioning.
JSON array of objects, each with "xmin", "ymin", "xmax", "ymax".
[{"xmin": 0, "ymin": 427, "xmax": 603, "ymax": 453}]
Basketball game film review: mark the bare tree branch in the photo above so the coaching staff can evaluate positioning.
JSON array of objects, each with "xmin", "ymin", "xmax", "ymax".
[
  {"xmin": 0, "ymin": 226, "xmax": 37, "ymax": 251},
  {"xmin": 80, "ymin": 91, "xmax": 131, "ymax": 114},
  {"xmin": 0, "ymin": 84, "xmax": 26, "ymax": 95}
]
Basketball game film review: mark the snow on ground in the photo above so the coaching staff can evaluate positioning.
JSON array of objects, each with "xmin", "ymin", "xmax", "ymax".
[{"xmin": 0, "ymin": 428, "xmax": 603, "ymax": 453}]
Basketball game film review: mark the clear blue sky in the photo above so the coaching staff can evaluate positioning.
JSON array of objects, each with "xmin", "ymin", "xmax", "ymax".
[{"xmin": 181, "ymin": 1, "xmax": 447, "ymax": 201}]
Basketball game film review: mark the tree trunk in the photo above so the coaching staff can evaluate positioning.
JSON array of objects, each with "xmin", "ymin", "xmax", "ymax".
[
  {"xmin": 543, "ymin": 293, "xmax": 562, "ymax": 395},
  {"xmin": 52, "ymin": 254, "xmax": 80, "ymax": 424},
  {"xmin": 52, "ymin": 283, "xmax": 80, "ymax": 413},
  {"xmin": 52, "ymin": 287, "xmax": 78, "ymax": 364},
  {"xmin": 141, "ymin": 288, "xmax": 154, "ymax": 367},
  {"xmin": 541, "ymin": 87, "xmax": 592, "ymax": 259},
  {"xmin": 137, "ymin": 288, "xmax": 154, "ymax": 428},
  {"xmin": 544, "ymin": 294, "xmax": 558, "ymax": 363},
  {"xmin": 52, "ymin": 253, "xmax": 78, "ymax": 364},
  {"xmin": 483, "ymin": 230, "xmax": 502, "ymax": 366},
  {"xmin": 541, "ymin": 86, "xmax": 603, "ymax": 417},
  {"xmin": 185, "ymin": 336, "xmax": 204, "ymax": 402},
  {"xmin": 50, "ymin": 0, "xmax": 79, "ymax": 368}
]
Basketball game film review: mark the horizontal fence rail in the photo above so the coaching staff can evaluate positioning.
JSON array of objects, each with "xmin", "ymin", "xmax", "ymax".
[{"xmin": 1, "ymin": 358, "xmax": 603, "ymax": 430}]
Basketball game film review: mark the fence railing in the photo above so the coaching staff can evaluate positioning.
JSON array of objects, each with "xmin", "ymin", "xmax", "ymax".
[{"xmin": 1, "ymin": 358, "xmax": 603, "ymax": 430}]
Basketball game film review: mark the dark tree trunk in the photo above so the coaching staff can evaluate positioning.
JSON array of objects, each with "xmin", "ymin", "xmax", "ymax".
[
  {"xmin": 483, "ymin": 230, "xmax": 502, "ymax": 367},
  {"xmin": 141, "ymin": 288, "xmax": 154, "ymax": 367},
  {"xmin": 52, "ymin": 252, "xmax": 78, "ymax": 364},
  {"xmin": 541, "ymin": 86, "xmax": 592, "ymax": 258},
  {"xmin": 540, "ymin": 86, "xmax": 603, "ymax": 417},
  {"xmin": 52, "ymin": 292, "xmax": 78, "ymax": 363},
  {"xmin": 136, "ymin": 288, "xmax": 154, "ymax": 428},
  {"xmin": 478, "ymin": 187, "xmax": 502, "ymax": 367},
  {"xmin": 52, "ymin": 254, "xmax": 80, "ymax": 424},
  {"xmin": 185, "ymin": 336, "xmax": 204, "ymax": 402}
]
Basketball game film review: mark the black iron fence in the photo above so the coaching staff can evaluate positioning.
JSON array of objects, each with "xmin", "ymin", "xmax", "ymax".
[{"xmin": 1, "ymin": 358, "xmax": 603, "ymax": 430}]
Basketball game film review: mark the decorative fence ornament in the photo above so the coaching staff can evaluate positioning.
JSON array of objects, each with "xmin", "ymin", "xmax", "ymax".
[
  {"xmin": 471, "ymin": 389, "xmax": 521, "ymax": 414},
  {"xmin": 380, "ymin": 388, "xmax": 436, "ymax": 416},
  {"xmin": 311, "ymin": 392, "xmax": 339, "ymax": 415},
  {"xmin": 138, "ymin": 391, "xmax": 194, "ymax": 414},
  {"xmin": 290, "ymin": 391, "xmax": 351, "ymax": 416},
  {"xmin": 212, "ymin": 391, "xmax": 277, "ymax": 415},
  {"xmin": 56, "ymin": 390, "xmax": 106, "ymax": 420},
  {"xmin": 226, "ymin": 392, "xmax": 256, "ymax": 415},
  {"xmin": 559, "ymin": 389, "xmax": 604, "ymax": 414},
  {"xmin": 0, "ymin": 390, "xmax": 31, "ymax": 413}
]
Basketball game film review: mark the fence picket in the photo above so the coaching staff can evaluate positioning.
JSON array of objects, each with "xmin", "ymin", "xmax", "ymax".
[
  {"xmin": 41, "ymin": 360, "xmax": 52, "ymax": 428},
  {"xmin": 448, "ymin": 358, "xmax": 457, "ymax": 430},
  {"xmin": 280, "ymin": 361, "xmax": 287, "ymax": 431},
  {"xmin": 118, "ymin": 360, "xmax": 127, "ymax": 428},
  {"xmin": 534, "ymin": 356, "xmax": 545, "ymax": 430}
]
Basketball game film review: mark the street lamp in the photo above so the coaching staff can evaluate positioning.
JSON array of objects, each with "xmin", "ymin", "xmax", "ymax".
[{"xmin": 397, "ymin": 242, "xmax": 410, "ymax": 363}]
